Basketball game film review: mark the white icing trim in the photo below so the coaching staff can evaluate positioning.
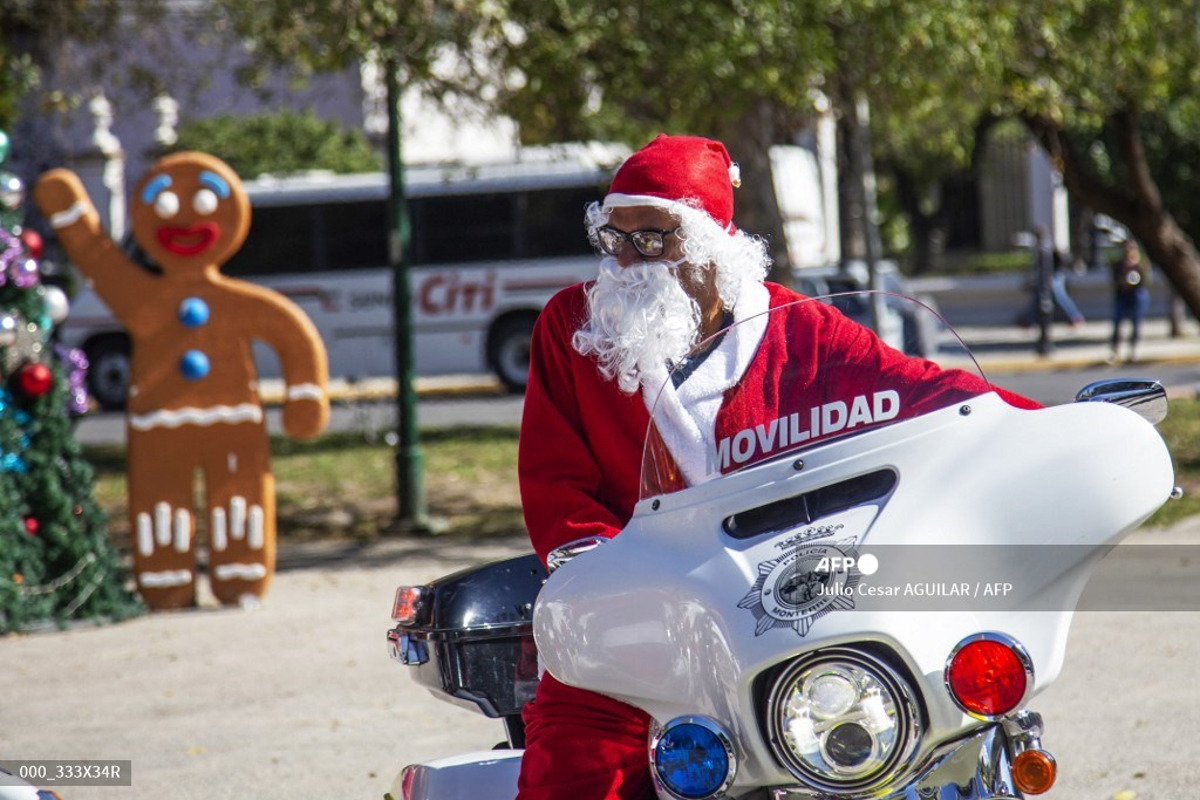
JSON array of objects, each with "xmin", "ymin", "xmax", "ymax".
[
  {"xmin": 129, "ymin": 404, "xmax": 263, "ymax": 431},
  {"xmin": 248, "ymin": 505, "xmax": 264, "ymax": 550},
  {"xmin": 230, "ymin": 497, "xmax": 246, "ymax": 540},
  {"xmin": 214, "ymin": 562, "xmax": 268, "ymax": 581},
  {"xmin": 137, "ymin": 513, "xmax": 154, "ymax": 557},
  {"xmin": 139, "ymin": 569, "xmax": 192, "ymax": 588},
  {"xmin": 155, "ymin": 502, "xmax": 172, "ymax": 547},
  {"xmin": 640, "ymin": 281, "xmax": 771, "ymax": 486},
  {"xmin": 49, "ymin": 201, "xmax": 89, "ymax": 229},
  {"xmin": 286, "ymin": 383, "xmax": 324, "ymax": 401},
  {"xmin": 174, "ymin": 508, "xmax": 190, "ymax": 553},
  {"xmin": 211, "ymin": 508, "xmax": 228, "ymax": 552}
]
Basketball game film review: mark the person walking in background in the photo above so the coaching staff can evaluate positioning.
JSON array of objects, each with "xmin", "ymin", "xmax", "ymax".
[
  {"xmin": 1109, "ymin": 238, "xmax": 1152, "ymax": 364},
  {"xmin": 1024, "ymin": 224, "xmax": 1084, "ymax": 356}
]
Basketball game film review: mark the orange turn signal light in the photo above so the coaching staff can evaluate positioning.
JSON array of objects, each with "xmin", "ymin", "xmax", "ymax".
[{"xmin": 1012, "ymin": 748, "xmax": 1056, "ymax": 795}]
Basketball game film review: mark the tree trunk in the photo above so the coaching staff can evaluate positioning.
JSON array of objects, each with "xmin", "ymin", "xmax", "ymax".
[
  {"xmin": 891, "ymin": 167, "xmax": 947, "ymax": 275},
  {"xmin": 1023, "ymin": 108, "xmax": 1200, "ymax": 322},
  {"xmin": 715, "ymin": 102, "xmax": 793, "ymax": 287}
]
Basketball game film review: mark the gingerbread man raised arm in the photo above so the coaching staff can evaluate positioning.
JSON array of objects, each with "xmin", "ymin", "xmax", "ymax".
[{"xmin": 35, "ymin": 151, "xmax": 330, "ymax": 610}]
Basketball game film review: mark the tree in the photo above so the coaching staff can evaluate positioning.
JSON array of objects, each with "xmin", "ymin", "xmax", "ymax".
[
  {"xmin": 0, "ymin": 1, "xmax": 170, "ymax": 130},
  {"xmin": 490, "ymin": 0, "xmax": 837, "ymax": 275},
  {"xmin": 170, "ymin": 110, "xmax": 382, "ymax": 179},
  {"xmin": 209, "ymin": 0, "xmax": 501, "ymax": 528},
  {"xmin": 997, "ymin": 2, "xmax": 1200, "ymax": 318},
  {"xmin": 487, "ymin": 1, "xmax": 1015, "ymax": 275},
  {"xmin": 0, "ymin": 130, "xmax": 142, "ymax": 631}
]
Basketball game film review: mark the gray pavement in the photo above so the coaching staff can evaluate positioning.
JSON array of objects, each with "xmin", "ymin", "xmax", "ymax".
[{"xmin": 4, "ymin": 526, "xmax": 1200, "ymax": 799}]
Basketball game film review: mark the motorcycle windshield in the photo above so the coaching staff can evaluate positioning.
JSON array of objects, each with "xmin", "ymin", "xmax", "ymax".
[{"xmin": 639, "ymin": 291, "xmax": 992, "ymax": 500}]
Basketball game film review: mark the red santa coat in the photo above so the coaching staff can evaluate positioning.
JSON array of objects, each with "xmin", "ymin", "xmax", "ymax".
[
  {"xmin": 517, "ymin": 280, "xmax": 1039, "ymax": 800},
  {"xmin": 520, "ymin": 280, "xmax": 1037, "ymax": 564}
]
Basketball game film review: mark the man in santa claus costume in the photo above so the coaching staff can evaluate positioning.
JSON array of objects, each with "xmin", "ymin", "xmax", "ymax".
[{"xmin": 516, "ymin": 134, "xmax": 1037, "ymax": 800}]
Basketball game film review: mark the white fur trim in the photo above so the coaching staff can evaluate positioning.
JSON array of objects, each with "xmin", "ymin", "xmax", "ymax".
[
  {"xmin": 604, "ymin": 193, "xmax": 735, "ymax": 232},
  {"xmin": 640, "ymin": 281, "xmax": 771, "ymax": 485},
  {"xmin": 603, "ymin": 193, "xmax": 684, "ymax": 213}
]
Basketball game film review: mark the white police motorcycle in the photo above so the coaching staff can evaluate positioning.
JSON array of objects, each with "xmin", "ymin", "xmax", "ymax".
[{"xmin": 384, "ymin": 293, "xmax": 1176, "ymax": 800}]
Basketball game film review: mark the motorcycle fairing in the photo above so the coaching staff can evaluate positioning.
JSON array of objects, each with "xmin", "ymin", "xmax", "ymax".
[{"xmin": 535, "ymin": 391, "xmax": 1174, "ymax": 788}]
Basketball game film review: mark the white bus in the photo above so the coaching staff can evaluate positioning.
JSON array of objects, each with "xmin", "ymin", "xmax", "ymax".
[
  {"xmin": 58, "ymin": 138, "xmax": 840, "ymax": 409},
  {"xmin": 57, "ymin": 144, "xmax": 629, "ymax": 408}
]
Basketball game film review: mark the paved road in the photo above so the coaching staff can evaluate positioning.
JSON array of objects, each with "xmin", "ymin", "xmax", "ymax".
[{"xmin": 4, "ymin": 528, "xmax": 1199, "ymax": 799}]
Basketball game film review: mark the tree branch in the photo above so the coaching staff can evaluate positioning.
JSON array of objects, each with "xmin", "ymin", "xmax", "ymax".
[
  {"xmin": 1111, "ymin": 105, "xmax": 1163, "ymax": 218},
  {"xmin": 1020, "ymin": 112, "xmax": 1138, "ymax": 222}
]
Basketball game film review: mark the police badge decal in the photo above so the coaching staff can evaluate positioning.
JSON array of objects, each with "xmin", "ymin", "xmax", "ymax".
[{"xmin": 738, "ymin": 538, "xmax": 863, "ymax": 637}]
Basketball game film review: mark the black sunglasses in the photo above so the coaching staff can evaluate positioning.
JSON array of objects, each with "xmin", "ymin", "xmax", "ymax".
[{"xmin": 595, "ymin": 226, "xmax": 681, "ymax": 258}]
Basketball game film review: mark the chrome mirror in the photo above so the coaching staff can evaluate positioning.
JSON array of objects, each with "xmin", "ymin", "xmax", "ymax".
[
  {"xmin": 1075, "ymin": 379, "xmax": 1167, "ymax": 424},
  {"xmin": 546, "ymin": 535, "xmax": 609, "ymax": 573}
]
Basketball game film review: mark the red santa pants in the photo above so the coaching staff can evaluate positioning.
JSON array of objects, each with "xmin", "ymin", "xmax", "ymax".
[{"xmin": 517, "ymin": 673, "xmax": 657, "ymax": 800}]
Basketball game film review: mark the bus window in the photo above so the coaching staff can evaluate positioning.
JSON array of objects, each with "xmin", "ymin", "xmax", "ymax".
[
  {"xmin": 324, "ymin": 200, "xmax": 389, "ymax": 270},
  {"xmin": 522, "ymin": 187, "xmax": 600, "ymax": 258},
  {"xmin": 227, "ymin": 205, "xmax": 318, "ymax": 277},
  {"xmin": 411, "ymin": 192, "xmax": 516, "ymax": 265}
]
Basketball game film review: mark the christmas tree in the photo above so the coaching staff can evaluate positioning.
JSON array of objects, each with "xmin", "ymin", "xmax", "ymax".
[{"xmin": 0, "ymin": 129, "xmax": 142, "ymax": 632}]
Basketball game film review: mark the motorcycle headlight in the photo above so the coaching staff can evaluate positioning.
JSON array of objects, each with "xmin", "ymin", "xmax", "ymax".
[{"xmin": 766, "ymin": 650, "xmax": 920, "ymax": 792}]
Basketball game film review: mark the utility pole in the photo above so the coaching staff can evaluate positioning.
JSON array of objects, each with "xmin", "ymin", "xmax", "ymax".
[
  {"xmin": 845, "ymin": 92, "xmax": 887, "ymax": 333},
  {"xmin": 385, "ymin": 60, "xmax": 429, "ymax": 532}
]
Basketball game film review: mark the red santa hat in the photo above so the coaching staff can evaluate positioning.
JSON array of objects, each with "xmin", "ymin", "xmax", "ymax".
[{"xmin": 604, "ymin": 134, "xmax": 742, "ymax": 233}]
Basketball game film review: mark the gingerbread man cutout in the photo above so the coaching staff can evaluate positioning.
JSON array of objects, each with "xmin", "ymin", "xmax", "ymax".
[{"xmin": 35, "ymin": 152, "xmax": 330, "ymax": 610}]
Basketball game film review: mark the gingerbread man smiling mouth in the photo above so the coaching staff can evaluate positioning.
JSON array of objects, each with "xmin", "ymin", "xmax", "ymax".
[{"xmin": 35, "ymin": 152, "xmax": 330, "ymax": 610}]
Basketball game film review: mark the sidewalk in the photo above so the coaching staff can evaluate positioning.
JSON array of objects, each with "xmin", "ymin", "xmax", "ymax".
[
  {"xmin": 261, "ymin": 316, "xmax": 1200, "ymax": 406},
  {"xmin": 958, "ymin": 317, "xmax": 1200, "ymax": 375}
]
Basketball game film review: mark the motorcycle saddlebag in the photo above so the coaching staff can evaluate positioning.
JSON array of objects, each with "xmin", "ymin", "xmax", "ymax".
[{"xmin": 389, "ymin": 552, "xmax": 547, "ymax": 718}]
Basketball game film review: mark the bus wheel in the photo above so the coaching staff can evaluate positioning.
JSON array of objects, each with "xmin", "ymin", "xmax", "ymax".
[
  {"xmin": 83, "ymin": 335, "xmax": 132, "ymax": 410},
  {"xmin": 488, "ymin": 316, "xmax": 536, "ymax": 393}
]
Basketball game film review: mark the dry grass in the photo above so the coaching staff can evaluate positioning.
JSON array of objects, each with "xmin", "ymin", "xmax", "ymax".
[{"xmin": 84, "ymin": 426, "xmax": 524, "ymax": 552}]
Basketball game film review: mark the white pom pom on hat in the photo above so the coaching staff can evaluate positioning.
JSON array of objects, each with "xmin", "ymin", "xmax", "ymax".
[{"xmin": 604, "ymin": 134, "xmax": 742, "ymax": 233}]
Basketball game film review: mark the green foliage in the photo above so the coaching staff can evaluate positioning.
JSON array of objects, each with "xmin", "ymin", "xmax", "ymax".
[
  {"xmin": 0, "ymin": 134, "xmax": 142, "ymax": 632},
  {"xmin": 211, "ymin": 0, "xmax": 495, "ymax": 100},
  {"xmin": 170, "ymin": 110, "xmax": 381, "ymax": 180},
  {"xmin": 958, "ymin": 250, "xmax": 1032, "ymax": 275},
  {"xmin": 492, "ymin": 0, "xmax": 828, "ymax": 146},
  {"xmin": 1146, "ymin": 397, "xmax": 1200, "ymax": 528},
  {"xmin": 0, "ymin": 277, "xmax": 142, "ymax": 632},
  {"xmin": 0, "ymin": 0, "xmax": 168, "ymax": 129},
  {"xmin": 0, "ymin": 352, "xmax": 143, "ymax": 632}
]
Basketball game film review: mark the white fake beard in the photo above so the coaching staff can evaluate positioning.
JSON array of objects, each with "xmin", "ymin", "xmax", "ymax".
[{"xmin": 572, "ymin": 257, "xmax": 703, "ymax": 395}]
